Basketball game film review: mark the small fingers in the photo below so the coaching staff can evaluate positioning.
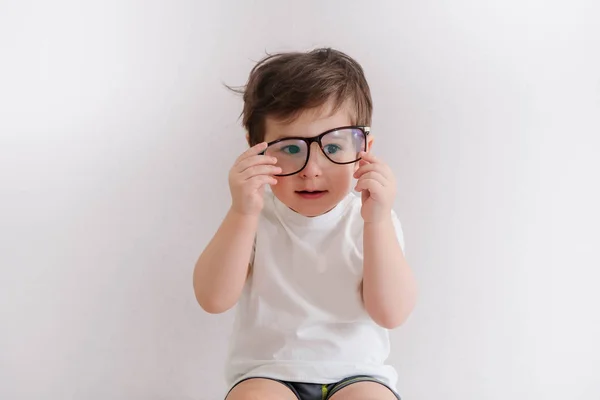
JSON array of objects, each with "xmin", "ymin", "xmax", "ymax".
[
  {"xmin": 237, "ymin": 154, "xmax": 278, "ymax": 173},
  {"xmin": 357, "ymin": 171, "xmax": 388, "ymax": 186},
  {"xmin": 354, "ymin": 162, "xmax": 392, "ymax": 180},
  {"xmin": 248, "ymin": 174, "xmax": 278, "ymax": 189},
  {"xmin": 359, "ymin": 151, "xmax": 379, "ymax": 163},
  {"xmin": 354, "ymin": 163, "xmax": 380, "ymax": 179},
  {"xmin": 236, "ymin": 142, "xmax": 269, "ymax": 163},
  {"xmin": 240, "ymin": 164, "xmax": 282, "ymax": 180},
  {"xmin": 354, "ymin": 178, "xmax": 382, "ymax": 194}
]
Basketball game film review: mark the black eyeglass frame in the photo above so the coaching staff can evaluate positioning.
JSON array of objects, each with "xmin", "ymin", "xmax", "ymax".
[{"xmin": 261, "ymin": 125, "xmax": 371, "ymax": 177}]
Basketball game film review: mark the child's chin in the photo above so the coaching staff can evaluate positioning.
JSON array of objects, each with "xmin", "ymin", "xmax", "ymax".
[{"xmin": 295, "ymin": 199, "xmax": 337, "ymax": 217}]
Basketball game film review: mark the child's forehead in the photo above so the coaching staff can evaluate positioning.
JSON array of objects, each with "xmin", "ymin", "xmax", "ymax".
[{"xmin": 264, "ymin": 102, "xmax": 354, "ymax": 141}]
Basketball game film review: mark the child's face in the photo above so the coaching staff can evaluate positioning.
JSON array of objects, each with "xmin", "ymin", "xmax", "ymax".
[{"xmin": 263, "ymin": 101, "xmax": 372, "ymax": 217}]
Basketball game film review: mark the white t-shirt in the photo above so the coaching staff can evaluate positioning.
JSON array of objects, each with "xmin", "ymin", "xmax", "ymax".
[{"xmin": 225, "ymin": 189, "xmax": 405, "ymax": 390}]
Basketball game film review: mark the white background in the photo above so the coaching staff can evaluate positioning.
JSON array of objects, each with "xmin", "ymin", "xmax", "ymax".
[{"xmin": 1, "ymin": 1, "xmax": 599, "ymax": 399}]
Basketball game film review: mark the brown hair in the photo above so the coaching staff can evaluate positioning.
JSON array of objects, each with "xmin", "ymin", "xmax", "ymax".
[{"xmin": 230, "ymin": 48, "xmax": 373, "ymax": 146}]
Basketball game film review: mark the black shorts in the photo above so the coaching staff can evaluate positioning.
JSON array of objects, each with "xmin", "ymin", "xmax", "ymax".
[{"xmin": 226, "ymin": 375, "xmax": 401, "ymax": 400}]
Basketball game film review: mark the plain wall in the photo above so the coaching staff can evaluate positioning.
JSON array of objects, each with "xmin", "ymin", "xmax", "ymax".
[{"xmin": 1, "ymin": 1, "xmax": 599, "ymax": 399}]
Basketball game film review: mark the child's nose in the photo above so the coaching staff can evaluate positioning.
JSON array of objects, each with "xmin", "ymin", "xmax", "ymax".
[{"xmin": 300, "ymin": 142, "xmax": 324, "ymax": 178}]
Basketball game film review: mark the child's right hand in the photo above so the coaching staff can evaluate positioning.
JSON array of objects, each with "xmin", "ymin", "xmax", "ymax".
[{"xmin": 229, "ymin": 142, "xmax": 281, "ymax": 217}]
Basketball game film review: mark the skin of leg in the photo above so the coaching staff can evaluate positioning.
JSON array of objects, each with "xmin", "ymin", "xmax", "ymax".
[
  {"xmin": 328, "ymin": 381, "xmax": 398, "ymax": 400},
  {"xmin": 225, "ymin": 378, "xmax": 299, "ymax": 400}
]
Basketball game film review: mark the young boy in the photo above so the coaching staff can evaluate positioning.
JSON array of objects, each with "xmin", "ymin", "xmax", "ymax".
[{"xmin": 193, "ymin": 48, "xmax": 417, "ymax": 400}]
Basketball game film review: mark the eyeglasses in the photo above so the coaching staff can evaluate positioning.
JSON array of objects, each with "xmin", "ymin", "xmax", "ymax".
[{"xmin": 262, "ymin": 126, "xmax": 370, "ymax": 176}]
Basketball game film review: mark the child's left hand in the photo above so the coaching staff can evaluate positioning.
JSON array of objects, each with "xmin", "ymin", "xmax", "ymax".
[{"xmin": 354, "ymin": 151, "xmax": 397, "ymax": 223}]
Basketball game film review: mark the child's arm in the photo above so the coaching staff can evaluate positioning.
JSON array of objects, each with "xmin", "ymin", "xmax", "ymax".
[
  {"xmin": 362, "ymin": 218, "xmax": 416, "ymax": 329},
  {"xmin": 193, "ymin": 142, "xmax": 281, "ymax": 314},
  {"xmin": 354, "ymin": 151, "xmax": 417, "ymax": 329},
  {"xmin": 193, "ymin": 210, "xmax": 258, "ymax": 314}
]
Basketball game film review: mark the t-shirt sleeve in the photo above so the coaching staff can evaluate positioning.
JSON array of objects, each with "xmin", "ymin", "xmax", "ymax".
[{"xmin": 391, "ymin": 209, "xmax": 406, "ymax": 254}]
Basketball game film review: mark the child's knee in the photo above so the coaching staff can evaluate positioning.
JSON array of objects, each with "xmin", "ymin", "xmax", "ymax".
[{"xmin": 225, "ymin": 378, "xmax": 297, "ymax": 400}]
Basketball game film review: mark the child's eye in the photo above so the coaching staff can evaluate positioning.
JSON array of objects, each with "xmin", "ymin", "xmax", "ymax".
[
  {"xmin": 281, "ymin": 144, "xmax": 302, "ymax": 155},
  {"xmin": 323, "ymin": 144, "xmax": 342, "ymax": 154}
]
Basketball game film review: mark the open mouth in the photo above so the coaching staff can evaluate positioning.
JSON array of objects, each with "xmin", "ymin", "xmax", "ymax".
[{"xmin": 296, "ymin": 190, "xmax": 327, "ymax": 199}]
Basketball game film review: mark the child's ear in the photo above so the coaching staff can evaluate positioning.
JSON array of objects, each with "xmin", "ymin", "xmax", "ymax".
[
  {"xmin": 366, "ymin": 135, "xmax": 375, "ymax": 152},
  {"xmin": 245, "ymin": 133, "xmax": 251, "ymax": 147},
  {"xmin": 355, "ymin": 135, "xmax": 374, "ymax": 172}
]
